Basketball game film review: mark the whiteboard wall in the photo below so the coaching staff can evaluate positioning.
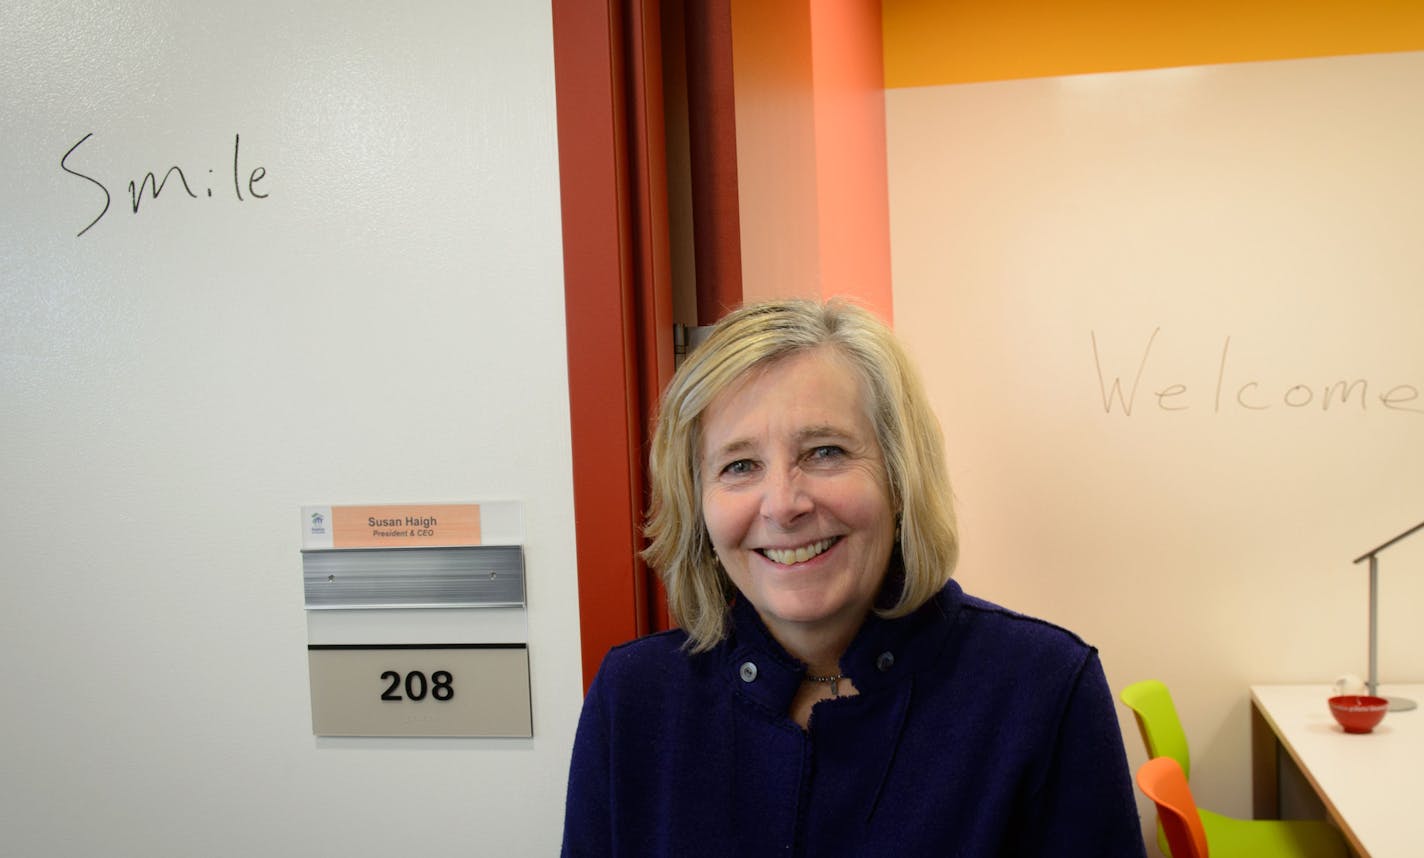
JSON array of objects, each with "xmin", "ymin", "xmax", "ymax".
[
  {"xmin": 1, "ymin": 3, "xmax": 579, "ymax": 855},
  {"xmin": 887, "ymin": 51, "xmax": 1424, "ymax": 844}
]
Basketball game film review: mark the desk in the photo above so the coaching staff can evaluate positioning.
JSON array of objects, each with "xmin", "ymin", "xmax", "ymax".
[{"xmin": 1251, "ymin": 684, "xmax": 1424, "ymax": 858}]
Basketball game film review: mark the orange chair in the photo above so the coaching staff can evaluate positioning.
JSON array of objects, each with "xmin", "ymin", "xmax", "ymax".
[{"xmin": 1137, "ymin": 757, "xmax": 1210, "ymax": 858}]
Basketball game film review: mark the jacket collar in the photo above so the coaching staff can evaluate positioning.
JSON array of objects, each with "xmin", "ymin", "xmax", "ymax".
[{"xmin": 720, "ymin": 580, "xmax": 963, "ymax": 716}]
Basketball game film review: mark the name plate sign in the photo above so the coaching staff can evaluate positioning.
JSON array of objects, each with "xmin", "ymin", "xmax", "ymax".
[
  {"xmin": 303, "ymin": 503, "xmax": 482, "ymax": 550},
  {"xmin": 302, "ymin": 501, "xmax": 530, "ymax": 738},
  {"xmin": 308, "ymin": 644, "xmax": 532, "ymax": 737}
]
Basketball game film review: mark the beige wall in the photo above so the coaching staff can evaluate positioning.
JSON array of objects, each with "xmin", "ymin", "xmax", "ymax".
[{"xmin": 887, "ymin": 51, "xmax": 1424, "ymax": 853}]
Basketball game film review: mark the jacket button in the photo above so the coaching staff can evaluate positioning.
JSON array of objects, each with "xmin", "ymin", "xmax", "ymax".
[
  {"xmin": 876, "ymin": 651, "xmax": 895, "ymax": 672},
  {"xmin": 739, "ymin": 661, "xmax": 758, "ymax": 683}
]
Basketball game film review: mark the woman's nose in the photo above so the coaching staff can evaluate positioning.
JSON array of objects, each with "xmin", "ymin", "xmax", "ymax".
[{"xmin": 760, "ymin": 467, "xmax": 813, "ymax": 527}]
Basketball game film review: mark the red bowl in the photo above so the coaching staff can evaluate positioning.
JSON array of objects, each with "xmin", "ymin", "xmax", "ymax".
[{"xmin": 1328, "ymin": 695, "xmax": 1388, "ymax": 733}]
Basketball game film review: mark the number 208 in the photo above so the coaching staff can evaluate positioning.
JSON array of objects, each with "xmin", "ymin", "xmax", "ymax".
[{"xmin": 380, "ymin": 670, "xmax": 454, "ymax": 702}]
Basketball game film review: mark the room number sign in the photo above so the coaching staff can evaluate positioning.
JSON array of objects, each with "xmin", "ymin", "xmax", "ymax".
[
  {"xmin": 308, "ymin": 644, "xmax": 532, "ymax": 737},
  {"xmin": 380, "ymin": 668, "xmax": 455, "ymax": 702}
]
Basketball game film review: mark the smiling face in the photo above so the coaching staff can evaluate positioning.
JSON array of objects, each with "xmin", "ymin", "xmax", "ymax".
[{"xmin": 699, "ymin": 346, "xmax": 897, "ymax": 659}]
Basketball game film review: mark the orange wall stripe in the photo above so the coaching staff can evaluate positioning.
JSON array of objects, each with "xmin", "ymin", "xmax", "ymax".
[
  {"xmin": 883, "ymin": 0, "xmax": 1424, "ymax": 88},
  {"xmin": 729, "ymin": 0, "xmax": 894, "ymax": 321},
  {"xmin": 810, "ymin": 0, "xmax": 894, "ymax": 322}
]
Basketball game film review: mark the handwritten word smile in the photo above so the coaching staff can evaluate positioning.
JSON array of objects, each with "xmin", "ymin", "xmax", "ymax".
[{"xmin": 60, "ymin": 132, "xmax": 269, "ymax": 237}]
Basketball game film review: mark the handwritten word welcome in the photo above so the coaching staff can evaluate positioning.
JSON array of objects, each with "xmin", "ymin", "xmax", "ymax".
[{"xmin": 1091, "ymin": 328, "xmax": 1422, "ymax": 416}]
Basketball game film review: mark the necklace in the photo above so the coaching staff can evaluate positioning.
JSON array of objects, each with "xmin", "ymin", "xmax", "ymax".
[{"xmin": 805, "ymin": 672, "xmax": 844, "ymax": 697}]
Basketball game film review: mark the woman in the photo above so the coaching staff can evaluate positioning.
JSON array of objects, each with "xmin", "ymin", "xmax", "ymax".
[{"xmin": 563, "ymin": 299, "xmax": 1145, "ymax": 856}]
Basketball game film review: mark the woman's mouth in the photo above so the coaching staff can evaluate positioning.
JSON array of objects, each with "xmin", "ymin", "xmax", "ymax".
[{"xmin": 758, "ymin": 536, "xmax": 839, "ymax": 566}]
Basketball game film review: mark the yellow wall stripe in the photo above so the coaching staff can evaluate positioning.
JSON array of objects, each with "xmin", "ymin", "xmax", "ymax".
[{"xmin": 883, "ymin": 0, "xmax": 1424, "ymax": 87}]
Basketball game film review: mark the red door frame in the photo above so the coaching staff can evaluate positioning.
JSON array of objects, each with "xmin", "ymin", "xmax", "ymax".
[
  {"xmin": 551, "ymin": 0, "xmax": 882, "ymax": 686},
  {"xmin": 551, "ymin": 0, "xmax": 674, "ymax": 687}
]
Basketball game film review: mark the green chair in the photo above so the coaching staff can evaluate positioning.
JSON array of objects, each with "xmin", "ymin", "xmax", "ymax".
[{"xmin": 1119, "ymin": 680, "xmax": 1346, "ymax": 858}]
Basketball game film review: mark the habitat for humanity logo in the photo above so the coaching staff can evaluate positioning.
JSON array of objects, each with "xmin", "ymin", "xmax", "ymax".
[{"xmin": 309, "ymin": 511, "xmax": 327, "ymax": 535}]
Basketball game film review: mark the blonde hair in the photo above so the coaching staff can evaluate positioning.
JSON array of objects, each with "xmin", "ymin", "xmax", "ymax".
[{"xmin": 644, "ymin": 298, "xmax": 958, "ymax": 651}]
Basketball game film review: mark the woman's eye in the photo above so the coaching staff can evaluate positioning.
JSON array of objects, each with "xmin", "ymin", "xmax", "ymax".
[
  {"xmin": 808, "ymin": 445, "xmax": 845, "ymax": 461},
  {"xmin": 721, "ymin": 459, "xmax": 755, "ymax": 476}
]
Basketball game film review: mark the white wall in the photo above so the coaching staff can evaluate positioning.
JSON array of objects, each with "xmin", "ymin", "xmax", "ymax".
[
  {"xmin": 0, "ymin": 3, "xmax": 581, "ymax": 855},
  {"xmin": 887, "ymin": 51, "xmax": 1424, "ymax": 850}
]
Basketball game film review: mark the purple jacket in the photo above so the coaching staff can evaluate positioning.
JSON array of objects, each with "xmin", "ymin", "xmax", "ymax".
[{"xmin": 563, "ymin": 580, "xmax": 1146, "ymax": 857}]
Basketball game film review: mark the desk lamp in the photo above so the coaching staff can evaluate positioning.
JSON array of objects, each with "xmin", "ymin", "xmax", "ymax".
[{"xmin": 1352, "ymin": 519, "xmax": 1423, "ymax": 712}]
